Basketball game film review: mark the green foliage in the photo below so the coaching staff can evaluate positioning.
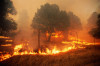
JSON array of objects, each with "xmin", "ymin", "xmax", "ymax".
[
  {"xmin": 32, "ymin": 3, "xmax": 70, "ymax": 33},
  {"xmin": 0, "ymin": 0, "xmax": 17, "ymax": 36}
]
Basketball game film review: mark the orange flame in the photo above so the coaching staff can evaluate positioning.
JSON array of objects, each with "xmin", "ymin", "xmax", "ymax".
[
  {"xmin": 0, "ymin": 54, "xmax": 11, "ymax": 61},
  {"xmin": 1, "ymin": 36, "xmax": 97, "ymax": 62},
  {"xmin": 13, "ymin": 44, "xmax": 82, "ymax": 56}
]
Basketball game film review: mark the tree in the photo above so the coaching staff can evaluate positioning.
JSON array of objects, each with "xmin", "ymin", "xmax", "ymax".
[
  {"xmin": 87, "ymin": 12, "xmax": 98, "ymax": 30},
  {"xmin": 68, "ymin": 12, "xmax": 82, "ymax": 31},
  {"xmin": 32, "ymin": 3, "xmax": 70, "ymax": 42},
  {"xmin": 0, "ymin": 0, "xmax": 17, "ymax": 36},
  {"xmin": 67, "ymin": 12, "xmax": 82, "ymax": 46},
  {"xmin": 89, "ymin": 14, "xmax": 100, "ymax": 39}
]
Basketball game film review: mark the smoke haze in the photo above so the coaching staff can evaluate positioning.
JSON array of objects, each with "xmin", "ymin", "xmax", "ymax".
[{"xmin": 10, "ymin": 0, "xmax": 100, "ymax": 45}]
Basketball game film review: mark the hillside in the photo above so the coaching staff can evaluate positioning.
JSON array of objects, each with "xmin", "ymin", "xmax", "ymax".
[{"xmin": 0, "ymin": 45, "xmax": 100, "ymax": 66}]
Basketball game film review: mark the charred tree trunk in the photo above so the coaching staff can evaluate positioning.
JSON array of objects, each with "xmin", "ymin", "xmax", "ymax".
[
  {"xmin": 94, "ymin": 37, "xmax": 95, "ymax": 45},
  {"xmin": 76, "ymin": 32, "xmax": 78, "ymax": 45},
  {"xmin": 0, "ymin": 29, "xmax": 3, "ymax": 36},
  {"xmin": 38, "ymin": 29, "xmax": 40, "ymax": 49},
  {"xmin": 48, "ymin": 33, "xmax": 52, "ymax": 42},
  {"xmin": 75, "ymin": 32, "xmax": 78, "ymax": 48},
  {"xmin": 93, "ymin": 37, "xmax": 96, "ymax": 49}
]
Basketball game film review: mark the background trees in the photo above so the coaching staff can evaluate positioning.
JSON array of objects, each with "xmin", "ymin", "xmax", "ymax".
[
  {"xmin": 32, "ymin": 3, "xmax": 70, "ymax": 41},
  {"xmin": 87, "ymin": 12, "xmax": 98, "ymax": 30},
  {"xmin": 0, "ymin": 0, "xmax": 17, "ymax": 37},
  {"xmin": 68, "ymin": 12, "xmax": 82, "ymax": 31},
  {"xmin": 89, "ymin": 14, "xmax": 100, "ymax": 39}
]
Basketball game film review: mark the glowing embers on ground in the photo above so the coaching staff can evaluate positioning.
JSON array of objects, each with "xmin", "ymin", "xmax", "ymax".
[
  {"xmin": 0, "ymin": 36, "xmax": 13, "ymax": 47},
  {"xmin": 0, "ymin": 54, "xmax": 11, "ymax": 61},
  {"xmin": 5, "ymin": 40, "xmax": 13, "ymax": 42},
  {"xmin": 1, "ymin": 44, "xmax": 12, "ymax": 47},
  {"xmin": 0, "ymin": 36, "xmax": 10, "ymax": 39},
  {"xmin": 62, "ymin": 36, "xmax": 99, "ymax": 45}
]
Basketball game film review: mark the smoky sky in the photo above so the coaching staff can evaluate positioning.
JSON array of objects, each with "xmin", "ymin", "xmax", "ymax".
[
  {"xmin": 11, "ymin": 0, "xmax": 100, "ymax": 26},
  {"xmin": 9, "ymin": 0, "xmax": 100, "ymax": 43}
]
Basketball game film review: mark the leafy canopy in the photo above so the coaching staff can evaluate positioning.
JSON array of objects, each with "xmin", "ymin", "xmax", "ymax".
[
  {"xmin": 0, "ymin": 0, "xmax": 17, "ymax": 36},
  {"xmin": 32, "ymin": 3, "xmax": 70, "ymax": 33},
  {"xmin": 89, "ymin": 14, "xmax": 100, "ymax": 39}
]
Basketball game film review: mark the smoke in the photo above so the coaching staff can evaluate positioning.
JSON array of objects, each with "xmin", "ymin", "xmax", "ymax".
[
  {"xmin": 46, "ymin": 0, "xmax": 100, "ymax": 24},
  {"xmin": 68, "ymin": 12, "xmax": 82, "ymax": 31},
  {"xmin": 12, "ymin": 0, "xmax": 100, "ymax": 24},
  {"xmin": 11, "ymin": 0, "xmax": 100, "ymax": 44},
  {"xmin": 79, "ymin": 12, "xmax": 100, "ymax": 42},
  {"xmin": 87, "ymin": 12, "xmax": 98, "ymax": 30},
  {"xmin": 14, "ymin": 10, "xmax": 37, "ymax": 49}
]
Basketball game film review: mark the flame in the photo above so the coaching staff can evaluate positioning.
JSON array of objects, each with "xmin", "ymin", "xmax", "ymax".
[
  {"xmin": 0, "ymin": 54, "xmax": 11, "ymax": 61},
  {"xmin": 62, "ymin": 36, "xmax": 99, "ymax": 45},
  {"xmin": 0, "ymin": 43, "xmax": 84, "ymax": 61},
  {"xmin": 13, "ymin": 44, "xmax": 80, "ymax": 56},
  {"xmin": 14, "ymin": 44, "xmax": 22, "ymax": 50},
  {"xmin": 1, "ymin": 44, "xmax": 12, "ymax": 47},
  {"xmin": 46, "ymin": 31, "xmax": 64, "ymax": 39},
  {"xmin": 5, "ymin": 40, "xmax": 13, "ymax": 42},
  {"xmin": 0, "ymin": 35, "xmax": 98, "ymax": 62},
  {"xmin": 0, "ymin": 36, "xmax": 86, "ymax": 62},
  {"xmin": 0, "ymin": 36, "xmax": 13, "ymax": 47},
  {"xmin": 0, "ymin": 36, "xmax": 10, "ymax": 39}
]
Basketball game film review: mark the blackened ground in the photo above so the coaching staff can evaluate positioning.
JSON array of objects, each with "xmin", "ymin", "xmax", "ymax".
[{"xmin": 0, "ymin": 45, "xmax": 100, "ymax": 66}]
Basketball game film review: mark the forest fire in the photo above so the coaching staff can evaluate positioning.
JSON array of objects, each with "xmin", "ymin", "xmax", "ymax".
[
  {"xmin": 0, "ymin": 54, "xmax": 11, "ymax": 61},
  {"xmin": 13, "ymin": 44, "xmax": 77, "ymax": 55},
  {"xmin": 0, "ymin": 33, "xmax": 100, "ymax": 62},
  {"xmin": 0, "ymin": 44, "xmax": 84, "ymax": 62},
  {"xmin": 0, "ymin": 0, "xmax": 100, "ymax": 65},
  {"xmin": 0, "ymin": 37, "xmax": 86, "ymax": 62},
  {"xmin": 0, "ymin": 34, "xmax": 98, "ymax": 62}
]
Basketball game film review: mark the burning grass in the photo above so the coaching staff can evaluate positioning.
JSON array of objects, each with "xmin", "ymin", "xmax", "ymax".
[
  {"xmin": 0, "ymin": 36, "xmax": 98, "ymax": 62},
  {"xmin": 0, "ymin": 42, "xmax": 85, "ymax": 62},
  {"xmin": 0, "ymin": 45, "xmax": 100, "ymax": 66},
  {"xmin": 0, "ymin": 36, "xmax": 100, "ymax": 66}
]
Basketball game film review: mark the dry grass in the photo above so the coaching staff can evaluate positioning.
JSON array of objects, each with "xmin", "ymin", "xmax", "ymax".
[{"xmin": 0, "ymin": 45, "xmax": 100, "ymax": 66}]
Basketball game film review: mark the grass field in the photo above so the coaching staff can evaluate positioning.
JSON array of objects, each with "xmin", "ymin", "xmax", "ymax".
[{"xmin": 0, "ymin": 45, "xmax": 100, "ymax": 66}]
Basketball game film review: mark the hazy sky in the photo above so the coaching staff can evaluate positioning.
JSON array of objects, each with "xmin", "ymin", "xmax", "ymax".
[{"xmin": 12, "ymin": 0, "xmax": 100, "ymax": 26}]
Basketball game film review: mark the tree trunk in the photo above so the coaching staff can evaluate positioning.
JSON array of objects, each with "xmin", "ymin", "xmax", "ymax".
[
  {"xmin": 76, "ymin": 32, "xmax": 78, "ymax": 45},
  {"xmin": 75, "ymin": 32, "xmax": 78, "ymax": 48},
  {"xmin": 93, "ymin": 37, "xmax": 96, "ymax": 50},
  {"xmin": 94, "ymin": 37, "xmax": 95, "ymax": 45},
  {"xmin": 38, "ymin": 29, "xmax": 40, "ymax": 49},
  {"xmin": 48, "ymin": 33, "xmax": 52, "ymax": 42}
]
